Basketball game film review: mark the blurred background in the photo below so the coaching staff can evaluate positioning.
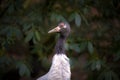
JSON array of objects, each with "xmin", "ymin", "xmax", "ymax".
[{"xmin": 0, "ymin": 0, "xmax": 120, "ymax": 80}]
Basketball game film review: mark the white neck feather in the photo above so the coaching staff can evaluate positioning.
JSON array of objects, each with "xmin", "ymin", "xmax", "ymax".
[
  {"xmin": 37, "ymin": 54, "xmax": 71, "ymax": 80},
  {"xmin": 48, "ymin": 54, "xmax": 71, "ymax": 80}
]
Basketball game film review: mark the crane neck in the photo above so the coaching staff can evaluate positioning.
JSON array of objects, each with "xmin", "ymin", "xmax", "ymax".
[{"xmin": 54, "ymin": 35, "xmax": 66, "ymax": 54}]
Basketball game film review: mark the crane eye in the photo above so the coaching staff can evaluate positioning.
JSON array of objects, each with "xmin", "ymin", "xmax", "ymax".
[
  {"xmin": 60, "ymin": 24, "xmax": 66, "ymax": 28},
  {"xmin": 59, "ymin": 24, "xmax": 67, "ymax": 29},
  {"xmin": 63, "ymin": 25, "xmax": 66, "ymax": 28},
  {"xmin": 59, "ymin": 22, "xmax": 64, "ymax": 27}
]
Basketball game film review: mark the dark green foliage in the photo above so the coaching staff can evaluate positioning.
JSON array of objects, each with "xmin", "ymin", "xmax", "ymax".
[
  {"xmin": 16, "ymin": 61, "xmax": 31, "ymax": 77},
  {"xmin": 0, "ymin": 0, "xmax": 120, "ymax": 80},
  {"xmin": 87, "ymin": 41, "xmax": 94, "ymax": 54}
]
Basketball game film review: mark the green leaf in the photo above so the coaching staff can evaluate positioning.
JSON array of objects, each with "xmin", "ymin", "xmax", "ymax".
[
  {"xmin": 19, "ymin": 63, "xmax": 30, "ymax": 76},
  {"xmin": 91, "ymin": 61, "xmax": 96, "ymax": 70},
  {"xmin": 34, "ymin": 30, "xmax": 40, "ymax": 41},
  {"xmin": 24, "ymin": 31, "xmax": 33, "ymax": 42},
  {"xmin": 41, "ymin": 58, "xmax": 50, "ymax": 69},
  {"xmin": 12, "ymin": 27, "xmax": 23, "ymax": 39},
  {"xmin": 81, "ymin": 14, "xmax": 89, "ymax": 26},
  {"xmin": 96, "ymin": 60, "xmax": 101, "ymax": 70},
  {"xmin": 69, "ymin": 57, "xmax": 78, "ymax": 68},
  {"xmin": 75, "ymin": 12, "xmax": 81, "ymax": 27},
  {"xmin": 79, "ymin": 42, "xmax": 87, "ymax": 52},
  {"xmin": 33, "ymin": 36, "xmax": 37, "ymax": 44},
  {"xmin": 50, "ymin": 12, "xmax": 56, "ymax": 21},
  {"xmin": 69, "ymin": 13, "xmax": 75, "ymax": 21},
  {"xmin": 23, "ymin": 24, "xmax": 32, "ymax": 32},
  {"xmin": 56, "ymin": 14, "xmax": 66, "ymax": 22},
  {"xmin": 69, "ymin": 44, "xmax": 80, "ymax": 53},
  {"xmin": 16, "ymin": 61, "xmax": 30, "ymax": 77},
  {"xmin": 50, "ymin": 12, "xmax": 66, "ymax": 22},
  {"xmin": 88, "ymin": 41, "xmax": 94, "ymax": 54}
]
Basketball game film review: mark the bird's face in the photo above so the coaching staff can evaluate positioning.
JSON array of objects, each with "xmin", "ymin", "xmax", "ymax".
[{"xmin": 48, "ymin": 22, "xmax": 70, "ymax": 37}]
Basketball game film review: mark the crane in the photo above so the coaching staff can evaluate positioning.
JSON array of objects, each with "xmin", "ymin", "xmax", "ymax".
[{"xmin": 37, "ymin": 22, "xmax": 71, "ymax": 80}]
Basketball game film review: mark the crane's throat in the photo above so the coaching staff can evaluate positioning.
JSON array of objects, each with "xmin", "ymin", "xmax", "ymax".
[{"xmin": 55, "ymin": 37, "xmax": 66, "ymax": 54}]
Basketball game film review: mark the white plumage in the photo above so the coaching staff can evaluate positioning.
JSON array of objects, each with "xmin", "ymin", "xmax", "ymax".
[{"xmin": 37, "ymin": 54, "xmax": 71, "ymax": 80}]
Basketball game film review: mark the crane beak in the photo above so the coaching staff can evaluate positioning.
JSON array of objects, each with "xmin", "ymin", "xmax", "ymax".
[{"xmin": 48, "ymin": 26, "xmax": 61, "ymax": 33}]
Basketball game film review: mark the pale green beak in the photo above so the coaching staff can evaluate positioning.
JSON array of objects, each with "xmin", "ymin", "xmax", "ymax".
[{"xmin": 48, "ymin": 26, "xmax": 61, "ymax": 33}]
